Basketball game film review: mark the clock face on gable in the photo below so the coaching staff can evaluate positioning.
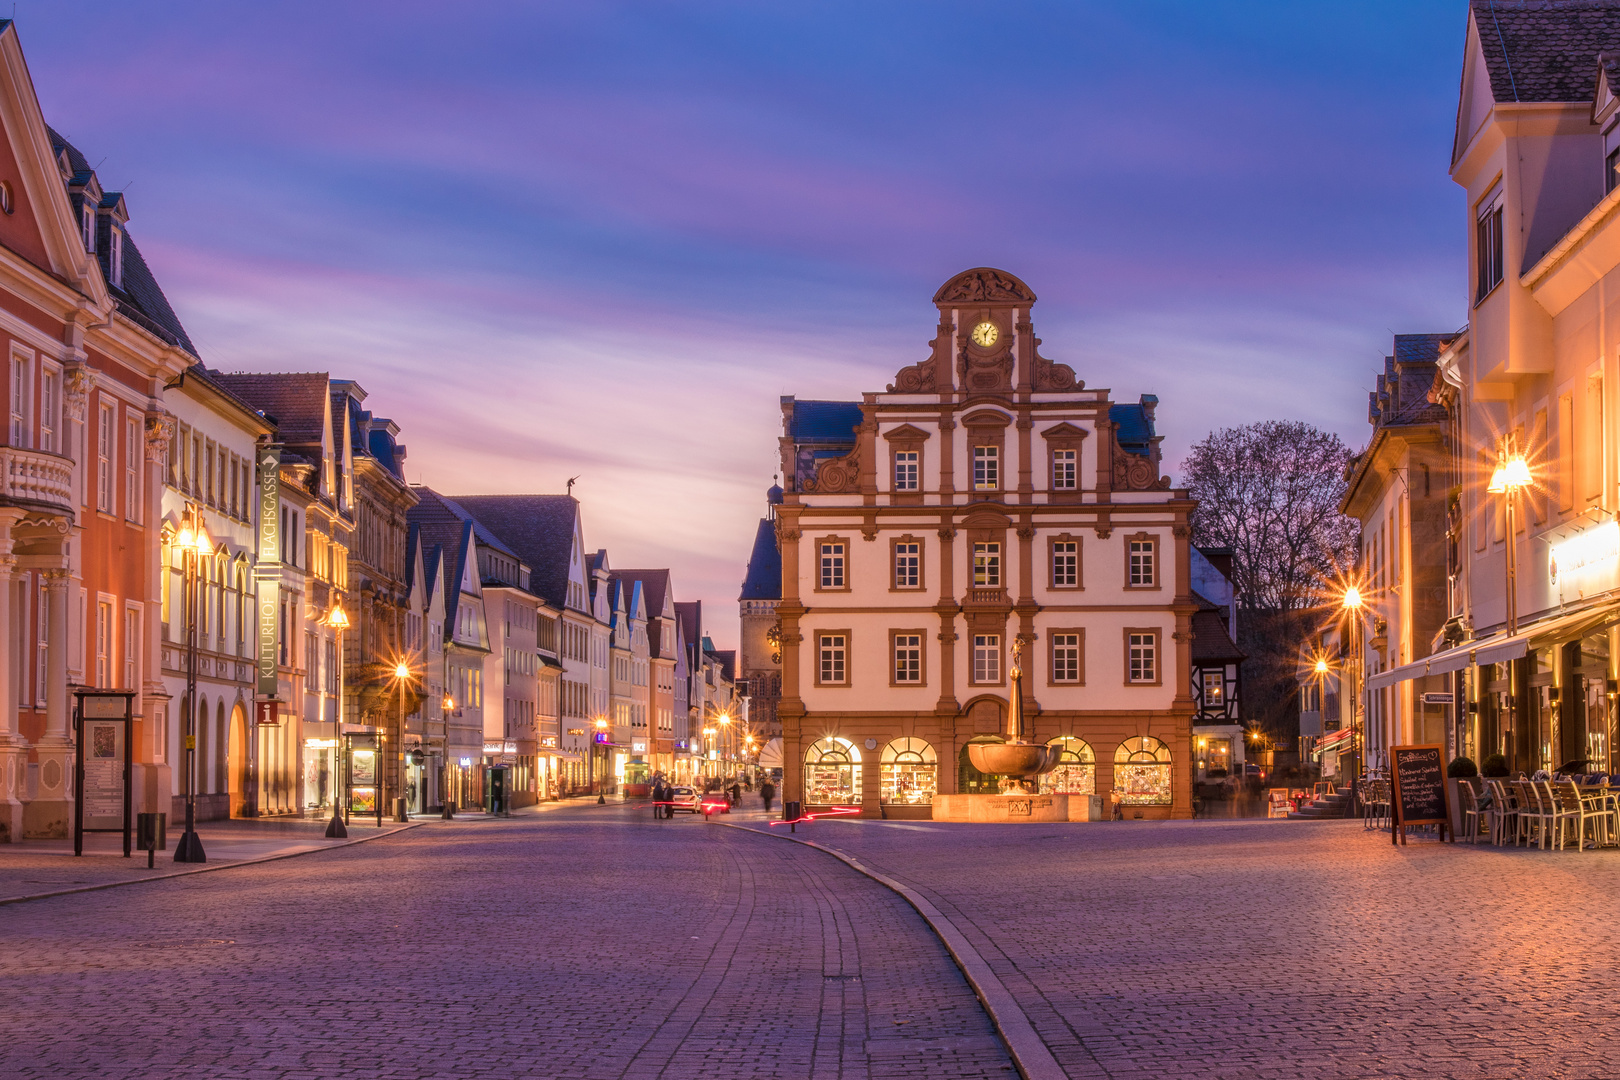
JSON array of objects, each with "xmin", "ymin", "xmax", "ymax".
[{"xmin": 970, "ymin": 321, "xmax": 998, "ymax": 347}]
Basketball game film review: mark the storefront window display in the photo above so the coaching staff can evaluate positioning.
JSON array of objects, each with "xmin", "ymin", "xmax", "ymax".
[
  {"xmin": 302, "ymin": 738, "xmax": 338, "ymax": 812},
  {"xmin": 1039, "ymin": 737, "xmax": 1095, "ymax": 794},
  {"xmin": 804, "ymin": 737, "xmax": 861, "ymax": 804},
  {"xmin": 879, "ymin": 738, "xmax": 936, "ymax": 804},
  {"xmin": 1114, "ymin": 736, "xmax": 1172, "ymax": 805}
]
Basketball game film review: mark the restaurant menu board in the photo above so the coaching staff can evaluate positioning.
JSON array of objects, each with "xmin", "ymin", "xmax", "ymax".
[{"xmin": 1390, "ymin": 744, "xmax": 1450, "ymax": 845}]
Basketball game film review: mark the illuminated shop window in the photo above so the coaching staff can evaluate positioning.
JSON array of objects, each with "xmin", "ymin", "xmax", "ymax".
[
  {"xmin": 1038, "ymin": 737, "xmax": 1095, "ymax": 795},
  {"xmin": 1114, "ymin": 736, "xmax": 1172, "ymax": 805},
  {"xmin": 880, "ymin": 737, "xmax": 936, "ymax": 805},
  {"xmin": 804, "ymin": 736, "xmax": 861, "ymax": 805}
]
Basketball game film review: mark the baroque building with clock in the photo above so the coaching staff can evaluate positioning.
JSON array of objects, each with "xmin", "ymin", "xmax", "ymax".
[{"xmin": 774, "ymin": 267, "xmax": 1195, "ymax": 819}]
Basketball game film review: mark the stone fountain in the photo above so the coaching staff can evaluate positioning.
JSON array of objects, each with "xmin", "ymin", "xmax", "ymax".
[
  {"xmin": 934, "ymin": 637, "xmax": 1094, "ymax": 822},
  {"xmin": 966, "ymin": 636, "xmax": 1059, "ymax": 793}
]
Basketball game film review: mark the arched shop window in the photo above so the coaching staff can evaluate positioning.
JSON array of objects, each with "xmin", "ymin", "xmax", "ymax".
[
  {"xmin": 880, "ymin": 737, "xmax": 937, "ymax": 804},
  {"xmin": 1039, "ymin": 737, "xmax": 1095, "ymax": 795},
  {"xmin": 804, "ymin": 737, "xmax": 862, "ymax": 804},
  {"xmin": 1114, "ymin": 736, "xmax": 1172, "ymax": 805}
]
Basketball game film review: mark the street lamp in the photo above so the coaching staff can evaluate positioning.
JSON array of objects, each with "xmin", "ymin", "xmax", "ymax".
[
  {"xmin": 393, "ymin": 660, "xmax": 412, "ymax": 820},
  {"xmin": 173, "ymin": 514, "xmax": 212, "ymax": 864},
  {"xmin": 1487, "ymin": 453, "xmax": 1532, "ymax": 636},
  {"xmin": 325, "ymin": 603, "xmax": 349, "ymax": 838},
  {"xmin": 1340, "ymin": 584, "xmax": 1366, "ymax": 787},
  {"xmin": 593, "ymin": 716, "xmax": 608, "ymax": 804}
]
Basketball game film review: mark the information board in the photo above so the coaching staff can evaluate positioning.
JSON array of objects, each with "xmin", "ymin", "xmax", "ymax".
[
  {"xmin": 1390, "ymin": 743, "xmax": 1450, "ymax": 845},
  {"xmin": 73, "ymin": 690, "xmax": 135, "ymax": 857}
]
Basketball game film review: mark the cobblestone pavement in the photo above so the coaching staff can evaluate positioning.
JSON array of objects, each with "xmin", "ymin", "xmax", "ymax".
[
  {"xmin": 748, "ymin": 816, "xmax": 1620, "ymax": 1080},
  {"xmin": 0, "ymin": 804, "xmax": 1012, "ymax": 1080}
]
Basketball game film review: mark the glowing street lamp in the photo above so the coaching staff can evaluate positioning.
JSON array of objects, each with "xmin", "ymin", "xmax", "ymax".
[
  {"xmin": 1487, "ymin": 452, "xmax": 1532, "ymax": 636},
  {"xmin": 391, "ymin": 660, "xmax": 413, "ymax": 822},
  {"xmin": 174, "ymin": 515, "xmax": 214, "ymax": 864},
  {"xmin": 324, "ymin": 603, "xmax": 349, "ymax": 838},
  {"xmin": 591, "ymin": 716, "xmax": 609, "ymax": 803}
]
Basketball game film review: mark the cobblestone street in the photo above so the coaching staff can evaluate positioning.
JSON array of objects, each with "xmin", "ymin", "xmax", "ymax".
[
  {"xmin": 12, "ymin": 807, "xmax": 1620, "ymax": 1079},
  {"xmin": 749, "ymin": 815, "xmax": 1620, "ymax": 1080},
  {"xmin": 0, "ymin": 804, "xmax": 1010, "ymax": 1080}
]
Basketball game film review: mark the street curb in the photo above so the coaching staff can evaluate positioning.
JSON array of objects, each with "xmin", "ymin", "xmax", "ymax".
[
  {"xmin": 718, "ymin": 820, "xmax": 1068, "ymax": 1080},
  {"xmin": 0, "ymin": 820, "xmax": 425, "ymax": 908}
]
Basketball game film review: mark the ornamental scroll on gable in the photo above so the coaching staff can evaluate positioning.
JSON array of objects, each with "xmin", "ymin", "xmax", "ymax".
[{"xmin": 803, "ymin": 446, "xmax": 860, "ymax": 494}]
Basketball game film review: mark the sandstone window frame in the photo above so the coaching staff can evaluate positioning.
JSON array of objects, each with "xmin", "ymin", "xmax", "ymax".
[
  {"xmin": 890, "ymin": 533, "xmax": 925, "ymax": 592},
  {"xmin": 972, "ymin": 541, "xmax": 1002, "ymax": 588},
  {"xmin": 816, "ymin": 535, "xmax": 851, "ymax": 592},
  {"xmin": 970, "ymin": 631, "xmax": 1005, "ymax": 687},
  {"xmin": 1124, "ymin": 627, "xmax": 1161, "ymax": 686},
  {"xmin": 1124, "ymin": 532, "xmax": 1160, "ymax": 590},
  {"xmin": 815, "ymin": 629, "xmax": 852, "ymax": 687},
  {"xmin": 1040, "ymin": 422, "xmax": 1088, "ymax": 503},
  {"xmin": 1047, "ymin": 627, "xmax": 1085, "ymax": 686},
  {"xmin": 963, "ymin": 409, "xmax": 1011, "ymax": 501},
  {"xmin": 1048, "ymin": 532, "xmax": 1083, "ymax": 590},
  {"xmin": 890, "ymin": 628, "xmax": 926, "ymax": 687},
  {"xmin": 883, "ymin": 424, "xmax": 931, "ymax": 506}
]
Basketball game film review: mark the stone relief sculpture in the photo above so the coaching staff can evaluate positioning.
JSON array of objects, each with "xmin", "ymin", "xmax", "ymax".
[{"xmin": 932, "ymin": 267, "xmax": 1037, "ymax": 304}]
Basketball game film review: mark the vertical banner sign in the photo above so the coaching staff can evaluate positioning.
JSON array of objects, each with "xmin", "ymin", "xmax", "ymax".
[{"xmin": 256, "ymin": 445, "xmax": 282, "ymax": 698}]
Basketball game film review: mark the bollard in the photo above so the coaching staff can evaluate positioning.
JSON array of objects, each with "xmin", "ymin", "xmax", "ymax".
[
  {"xmin": 136, "ymin": 812, "xmax": 165, "ymax": 869},
  {"xmin": 441, "ymin": 800, "xmax": 455, "ymax": 821},
  {"xmin": 784, "ymin": 800, "xmax": 801, "ymax": 835},
  {"xmin": 394, "ymin": 797, "xmax": 409, "ymax": 823}
]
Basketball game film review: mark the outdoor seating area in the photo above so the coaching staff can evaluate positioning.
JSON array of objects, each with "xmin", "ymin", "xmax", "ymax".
[{"xmin": 1455, "ymin": 777, "xmax": 1620, "ymax": 851}]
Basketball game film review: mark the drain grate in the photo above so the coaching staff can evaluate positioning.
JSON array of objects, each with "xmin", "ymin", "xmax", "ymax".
[{"xmin": 824, "ymin": 974, "xmax": 861, "ymax": 982}]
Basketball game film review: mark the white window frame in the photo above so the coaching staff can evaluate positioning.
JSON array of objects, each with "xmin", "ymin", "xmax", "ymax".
[
  {"xmin": 109, "ymin": 225, "xmax": 124, "ymax": 288},
  {"xmin": 973, "ymin": 446, "xmax": 999, "ymax": 491},
  {"xmin": 893, "ymin": 633, "xmax": 922, "ymax": 684},
  {"xmin": 124, "ymin": 415, "xmax": 141, "ymax": 521},
  {"xmin": 1129, "ymin": 632, "xmax": 1158, "ymax": 684},
  {"xmin": 123, "ymin": 602, "xmax": 141, "ymax": 689},
  {"xmin": 34, "ymin": 578, "xmax": 46, "ymax": 706},
  {"xmin": 819, "ymin": 542, "xmax": 846, "ymax": 590},
  {"xmin": 818, "ymin": 633, "xmax": 848, "ymax": 686},
  {"xmin": 893, "ymin": 450, "xmax": 919, "ymax": 491},
  {"xmin": 9, "ymin": 348, "xmax": 29, "ymax": 448},
  {"xmin": 82, "ymin": 204, "xmax": 95, "ymax": 252},
  {"xmin": 95, "ymin": 596, "xmax": 114, "ymax": 689},
  {"xmin": 1129, "ymin": 539, "xmax": 1156, "ymax": 587},
  {"xmin": 1052, "ymin": 541, "xmax": 1079, "ymax": 588},
  {"xmin": 38, "ymin": 365, "xmax": 57, "ymax": 454},
  {"xmin": 1051, "ymin": 633, "xmax": 1081, "ymax": 683},
  {"xmin": 1052, "ymin": 448, "xmax": 1077, "ymax": 490},
  {"xmin": 972, "ymin": 634, "xmax": 1001, "ymax": 684},
  {"xmin": 96, "ymin": 401, "xmax": 115, "ymax": 513},
  {"xmin": 894, "ymin": 542, "xmax": 919, "ymax": 589},
  {"xmin": 1202, "ymin": 669, "xmax": 1224, "ymax": 704},
  {"xmin": 972, "ymin": 542, "xmax": 1001, "ymax": 588}
]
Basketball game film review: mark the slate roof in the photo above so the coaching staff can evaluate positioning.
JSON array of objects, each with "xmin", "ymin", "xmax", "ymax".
[
  {"xmin": 1369, "ymin": 333, "xmax": 1456, "ymax": 429},
  {"xmin": 212, "ymin": 373, "xmax": 332, "ymax": 446},
  {"xmin": 613, "ymin": 570, "xmax": 674, "ymax": 657},
  {"xmin": 739, "ymin": 518, "xmax": 781, "ymax": 601},
  {"xmin": 1471, "ymin": 0, "xmax": 1620, "ymax": 103},
  {"xmin": 1190, "ymin": 595, "xmax": 1246, "ymax": 664},
  {"xmin": 409, "ymin": 487, "xmax": 522, "ymax": 564},
  {"xmin": 446, "ymin": 495, "xmax": 580, "ymax": 609},
  {"xmin": 44, "ymin": 126, "xmax": 196, "ymax": 356},
  {"xmin": 675, "ymin": 601, "xmax": 702, "ymax": 653},
  {"xmin": 1109, "ymin": 398, "xmax": 1157, "ymax": 456},
  {"xmin": 711, "ymin": 649, "xmax": 736, "ymax": 683},
  {"xmin": 785, "ymin": 399, "xmax": 863, "ymax": 443}
]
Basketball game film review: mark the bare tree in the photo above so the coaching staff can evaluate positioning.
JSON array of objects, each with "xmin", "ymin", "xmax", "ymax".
[{"xmin": 1180, "ymin": 421, "xmax": 1361, "ymax": 740}]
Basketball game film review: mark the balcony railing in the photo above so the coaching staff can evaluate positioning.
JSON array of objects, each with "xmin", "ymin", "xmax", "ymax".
[
  {"xmin": 0, "ymin": 445, "xmax": 73, "ymax": 513},
  {"xmin": 966, "ymin": 587, "xmax": 1008, "ymax": 605}
]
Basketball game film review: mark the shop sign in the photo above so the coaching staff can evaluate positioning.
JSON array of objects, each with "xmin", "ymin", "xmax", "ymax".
[
  {"xmin": 593, "ymin": 732, "xmax": 610, "ymax": 744},
  {"xmin": 482, "ymin": 740, "xmax": 518, "ymax": 755},
  {"xmin": 540, "ymin": 735, "xmax": 558, "ymax": 748},
  {"xmin": 305, "ymin": 737, "xmax": 338, "ymax": 749},
  {"xmin": 675, "ymin": 739, "xmax": 687, "ymax": 750},
  {"xmin": 632, "ymin": 739, "xmax": 647, "ymax": 753},
  {"xmin": 1421, "ymin": 692, "xmax": 1454, "ymax": 705},
  {"xmin": 566, "ymin": 728, "xmax": 586, "ymax": 736},
  {"xmin": 1549, "ymin": 520, "xmax": 1620, "ymax": 597},
  {"xmin": 255, "ymin": 444, "xmax": 282, "ymax": 698}
]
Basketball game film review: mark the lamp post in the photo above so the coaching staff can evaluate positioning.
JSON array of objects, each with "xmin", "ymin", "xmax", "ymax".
[
  {"xmin": 593, "ymin": 715, "xmax": 608, "ymax": 803},
  {"xmin": 1487, "ymin": 453, "xmax": 1532, "ymax": 637},
  {"xmin": 173, "ymin": 514, "xmax": 212, "ymax": 864},
  {"xmin": 325, "ymin": 603, "xmax": 349, "ymax": 838},
  {"xmin": 441, "ymin": 692, "xmax": 454, "ymax": 812},
  {"xmin": 393, "ymin": 661, "xmax": 412, "ymax": 820},
  {"xmin": 1342, "ymin": 585, "xmax": 1366, "ymax": 786}
]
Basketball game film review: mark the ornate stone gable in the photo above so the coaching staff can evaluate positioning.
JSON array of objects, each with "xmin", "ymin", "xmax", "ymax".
[{"xmin": 932, "ymin": 267, "xmax": 1036, "ymax": 305}]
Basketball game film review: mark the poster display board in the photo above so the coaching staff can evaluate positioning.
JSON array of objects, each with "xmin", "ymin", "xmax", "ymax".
[
  {"xmin": 345, "ymin": 731, "xmax": 383, "ymax": 825},
  {"xmin": 1390, "ymin": 743, "xmax": 1450, "ymax": 845},
  {"xmin": 74, "ymin": 690, "xmax": 136, "ymax": 857}
]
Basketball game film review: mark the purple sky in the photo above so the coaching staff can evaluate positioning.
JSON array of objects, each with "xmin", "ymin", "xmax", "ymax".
[{"xmin": 15, "ymin": 2, "xmax": 1467, "ymax": 647}]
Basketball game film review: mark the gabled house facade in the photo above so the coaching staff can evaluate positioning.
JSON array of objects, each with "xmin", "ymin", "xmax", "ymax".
[{"xmin": 0, "ymin": 21, "xmax": 202, "ymax": 839}]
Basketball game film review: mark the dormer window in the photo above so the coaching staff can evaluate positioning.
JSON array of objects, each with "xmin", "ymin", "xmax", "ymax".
[
  {"xmin": 81, "ymin": 204, "xmax": 94, "ymax": 252},
  {"xmin": 109, "ymin": 226, "xmax": 123, "ymax": 288}
]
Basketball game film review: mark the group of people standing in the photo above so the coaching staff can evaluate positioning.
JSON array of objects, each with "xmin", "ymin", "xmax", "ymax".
[{"xmin": 643, "ymin": 773, "xmax": 778, "ymax": 817}]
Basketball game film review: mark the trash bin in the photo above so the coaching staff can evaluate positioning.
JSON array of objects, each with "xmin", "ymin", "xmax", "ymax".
[
  {"xmin": 393, "ymin": 797, "xmax": 409, "ymax": 823},
  {"xmin": 136, "ymin": 812, "xmax": 166, "ymax": 851},
  {"xmin": 784, "ymin": 800, "xmax": 801, "ymax": 822}
]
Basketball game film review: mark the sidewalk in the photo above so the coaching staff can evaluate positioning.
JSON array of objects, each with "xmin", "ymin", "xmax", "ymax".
[{"xmin": 0, "ymin": 816, "xmax": 418, "ymax": 905}]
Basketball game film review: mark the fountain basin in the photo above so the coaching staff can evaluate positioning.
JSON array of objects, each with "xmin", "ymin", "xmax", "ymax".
[{"xmin": 968, "ymin": 741, "xmax": 1060, "ymax": 779}]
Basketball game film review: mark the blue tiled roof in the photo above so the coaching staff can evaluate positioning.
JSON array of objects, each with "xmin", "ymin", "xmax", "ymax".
[
  {"xmin": 788, "ymin": 400, "xmax": 863, "ymax": 443},
  {"xmin": 739, "ymin": 518, "xmax": 781, "ymax": 600},
  {"xmin": 1109, "ymin": 399, "xmax": 1157, "ymax": 457}
]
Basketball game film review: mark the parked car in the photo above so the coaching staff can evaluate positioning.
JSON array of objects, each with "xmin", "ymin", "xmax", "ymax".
[{"xmin": 669, "ymin": 786, "xmax": 700, "ymax": 814}]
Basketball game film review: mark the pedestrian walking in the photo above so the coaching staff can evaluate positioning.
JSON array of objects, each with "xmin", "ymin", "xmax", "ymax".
[
  {"xmin": 761, "ymin": 780, "xmax": 775, "ymax": 814},
  {"xmin": 652, "ymin": 780, "xmax": 667, "ymax": 821},
  {"xmin": 728, "ymin": 781, "xmax": 741, "ymax": 808}
]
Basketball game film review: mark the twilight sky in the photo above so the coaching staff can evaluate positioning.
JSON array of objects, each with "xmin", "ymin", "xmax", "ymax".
[{"xmin": 15, "ymin": 1, "xmax": 1466, "ymax": 647}]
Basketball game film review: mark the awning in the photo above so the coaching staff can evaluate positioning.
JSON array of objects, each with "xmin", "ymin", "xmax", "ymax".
[
  {"xmin": 1365, "ymin": 601, "xmax": 1620, "ymax": 690},
  {"xmin": 1318, "ymin": 727, "xmax": 1355, "ymax": 750},
  {"xmin": 542, "ymin": 749, "xmax": 583, "ymax": 763}
]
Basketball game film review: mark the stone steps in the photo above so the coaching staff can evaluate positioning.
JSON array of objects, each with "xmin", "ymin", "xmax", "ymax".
[{"xmin": 1288, "ymin": 787, "xmax": 1355, "ymax": 820}]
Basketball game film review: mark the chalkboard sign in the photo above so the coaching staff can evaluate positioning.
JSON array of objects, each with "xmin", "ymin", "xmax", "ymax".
[{"xmin": 1390, "ymin": 743, "xmax": 1450, "ymax": 845}]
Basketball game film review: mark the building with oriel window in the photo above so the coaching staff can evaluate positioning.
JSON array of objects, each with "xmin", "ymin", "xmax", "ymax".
[{"xmin": 775, "ymin": 268, "xmax": 1195, "ymax": 820}]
